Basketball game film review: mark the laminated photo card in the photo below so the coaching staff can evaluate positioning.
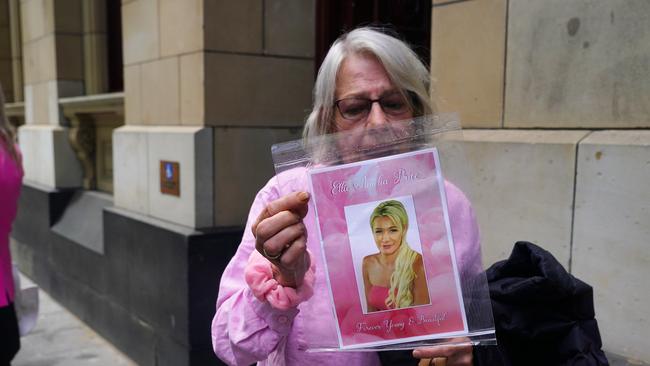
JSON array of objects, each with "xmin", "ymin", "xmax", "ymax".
[{"xmin": 308, "ymin": 147, "xmax": 468, "ymax": 349}]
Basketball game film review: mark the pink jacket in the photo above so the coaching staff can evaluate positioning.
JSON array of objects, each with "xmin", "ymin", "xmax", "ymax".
[
  {"xmin": 212, "ymin": 169, "xmax": 481, "ymax": 365},
  {"xmin": 0, "ymin": 142, "xmax": 22, "ymax": 307}
]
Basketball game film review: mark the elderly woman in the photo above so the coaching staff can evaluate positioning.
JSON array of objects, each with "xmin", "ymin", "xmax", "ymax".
[{"xmin": 212, "ymin": 27, "xmax": 479, "ymax": 366}]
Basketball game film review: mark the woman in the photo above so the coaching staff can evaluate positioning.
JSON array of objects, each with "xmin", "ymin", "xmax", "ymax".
[
  {"xmin": 212, "ymin": 27, "xmax": 478, "ymax": 366},
  {"xmin": 0, "ymin": 85, "xmax": 23, "ymax": 365},
  {"xmin": 363, "ymin": 200, "xmax": 429, "ymax": 312}
]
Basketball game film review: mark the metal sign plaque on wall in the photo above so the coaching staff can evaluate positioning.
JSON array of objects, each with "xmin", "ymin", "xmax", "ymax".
[{"xmin": 160, "ymin": 161, "xmax": 180, "ymax": 196}]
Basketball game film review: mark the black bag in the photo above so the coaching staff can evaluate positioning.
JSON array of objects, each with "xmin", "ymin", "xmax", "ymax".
[
  {"xmin": 380, "ymin": 242, "xmax": 610, "ymax": 366},
  {"xmin": 474, "ymin": 241, "xmax": 609, "ymax": 366}
]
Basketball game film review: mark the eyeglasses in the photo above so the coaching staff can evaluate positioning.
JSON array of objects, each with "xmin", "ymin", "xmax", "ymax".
[{"xmin": 334, "ymin": 92, "xmax": 411, "ymax": 121}]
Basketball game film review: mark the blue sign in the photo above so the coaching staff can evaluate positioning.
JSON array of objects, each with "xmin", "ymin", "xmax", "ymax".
[{"xmin": 165, "ymin": 162, "xmax": 174, "ymax": 180}]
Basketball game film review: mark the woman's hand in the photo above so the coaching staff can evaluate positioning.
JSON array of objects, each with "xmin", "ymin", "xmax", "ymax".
[
  {"xmin": 413, "ymin": 338, "xmax": 473, "ymax": 366},
  {"xmin": 252, "ymin": 191, "xmax": 311, "ymax": 288}
]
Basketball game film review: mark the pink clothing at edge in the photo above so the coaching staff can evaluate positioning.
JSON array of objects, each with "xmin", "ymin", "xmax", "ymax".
[
  {"xmin": 212, "ymin": 168, "xmax": 481, "ymax": 366},
  {"xmin": 0, "ymin": 143, "xmax": 22, "ymax": 307}
]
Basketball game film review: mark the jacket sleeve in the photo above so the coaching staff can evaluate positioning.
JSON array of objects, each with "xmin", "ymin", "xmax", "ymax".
[
  {"xmin": 444, "ymin": 180, "xmax": 483, "ymax": 278},
  {"xmin": 211, "ymin": 178, "xmax": 301, "ymax": 366}
]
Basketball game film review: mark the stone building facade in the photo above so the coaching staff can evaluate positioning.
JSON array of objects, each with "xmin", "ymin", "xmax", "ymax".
[
  {"xmin": 431, "ymin": 1, "xmax": 649, "ymax": 363},
  {"xmin": 1, "ymin": 0, "xmax": 648, "ymax": 364}
]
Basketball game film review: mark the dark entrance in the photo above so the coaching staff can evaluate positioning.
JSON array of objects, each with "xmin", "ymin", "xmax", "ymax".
[{"xmin": 315, "ymin": 0, "xmax": 432, "ymax": 72}]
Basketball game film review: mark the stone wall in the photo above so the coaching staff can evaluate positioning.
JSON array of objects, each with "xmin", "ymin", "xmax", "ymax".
[
  {"xmin": 8, "ymin": 1, "xmax": 316, "ymax": 365},
  {"xmin": 117, "ymin": 0, "xmax": 312, "ymax": 228},
  {"xmin": 432, "ymin": 0, "xmax": 650, "ymax": 362},
  {"xmin": 17, "ymin": 0, "xmax": 84, "ymax": 188}
]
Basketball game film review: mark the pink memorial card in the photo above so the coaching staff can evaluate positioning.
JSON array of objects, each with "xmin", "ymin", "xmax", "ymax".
[{"xmin": 308, "ymin": 148, "xmax": 468, "ymax": 349}]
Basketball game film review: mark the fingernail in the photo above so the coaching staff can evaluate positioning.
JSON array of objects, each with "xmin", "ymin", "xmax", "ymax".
[{"xmin": 298, "ymin": 191, "xmax": 310, "ymax": 201}]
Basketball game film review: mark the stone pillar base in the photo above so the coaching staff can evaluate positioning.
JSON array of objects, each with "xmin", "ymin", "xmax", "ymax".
[{"xmin": 18, "ymin": 124, "xmax": 83, "ymax": 188}]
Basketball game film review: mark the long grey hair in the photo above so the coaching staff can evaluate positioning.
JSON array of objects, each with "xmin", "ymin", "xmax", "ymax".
[{"xmin": 303, "ymin": 27, "xmax": 434, "ymax": 143}]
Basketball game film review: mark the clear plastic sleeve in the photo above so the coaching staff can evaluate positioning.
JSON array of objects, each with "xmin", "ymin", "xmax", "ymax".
[{"xmin": 271, "ymin": 114, "xmax": 496, "ymax": 351}]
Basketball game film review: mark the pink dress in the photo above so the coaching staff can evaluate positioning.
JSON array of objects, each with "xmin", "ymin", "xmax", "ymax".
[
  {"xmin": 0, "ymin": 142, "xmax": 22, "ymax": 307},
  {"xmin": 368, "ymin": 285, "xmax": 391, "ymax": 311},
  {"xmin": 211, "ymin": 168, "xmax": 481, "ymax": 365}
]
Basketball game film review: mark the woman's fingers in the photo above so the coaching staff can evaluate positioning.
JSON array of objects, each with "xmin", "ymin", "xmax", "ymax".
[
  {"xmin": 417, "ymin": 357, "xmax": 451, "ymax": 366},
  {"xmin": 250, "ymin": 191, "xmax": 311, "ymax": 287},
  {"xmin": 412, "ymin": 343, "xmax": 470, "ymax": 358},
  {"xmin": 262, "ymin": 222, "xmax": 307, "ymax": 263},
  {"xmin": 266, "ymin": 191, "xmax": 310, "ymax": 218},
  {"xmin": 271, "ymin": 235, "xmax": 309, "ymax": 287},
  {"xmin": 252, "ymin": 191, "xmax": 310, "ymax": 235},
  {"xmin": 413, "ymin": 338, "xmax": 473, "ymax": 366},
  {"xmin": 278, "ymin": 235, "xmax": 308, "ymax": 270},
  {"xmin": 255, "ymin": 211, "xmax": 302, "ymax": 255}
]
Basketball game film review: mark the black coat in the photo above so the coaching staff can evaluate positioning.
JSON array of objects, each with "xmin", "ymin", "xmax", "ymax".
[
  {"xmin": 474, "ymin": 241, "xmax": 609, "ymax": 366},
  {"xmin": 379, "ymin": 242, "xmax": 609, "ymax": 366}
]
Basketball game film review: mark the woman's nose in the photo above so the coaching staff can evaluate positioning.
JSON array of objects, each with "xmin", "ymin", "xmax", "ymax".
[{"xmin": 366, "ymin": 101, "xmax": 388, "ymax": 127}]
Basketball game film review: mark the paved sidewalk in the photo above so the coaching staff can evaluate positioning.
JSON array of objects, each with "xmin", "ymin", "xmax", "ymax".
[
  {"xmin": 10, "ymin": 275, "xmax": 646, "ymax": 366},
  {"xmin": 12, "ymin": 273, "xmax": 135, "ymax": 366}
]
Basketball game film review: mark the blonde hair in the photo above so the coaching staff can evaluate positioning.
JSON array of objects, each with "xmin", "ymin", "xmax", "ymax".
[
  {"xmin": 0, "ymin": 83, "xmax": 19, "ymax": 163},
  {"xmin": 304, "ymin": 27, "xmax": 433, "ymax": 144},
  {"xmin": 370, "ymin": 200, "xmax": 419, "ymax": 309}
]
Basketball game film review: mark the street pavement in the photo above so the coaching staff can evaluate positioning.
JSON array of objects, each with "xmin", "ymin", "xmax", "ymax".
[
  {"xmin": 9, "ymin": 274, "xmax": 646, "ymax": 366},
  {"xmin": 11, "ymin": 273, "xmax": 135, "ymax": 366}
]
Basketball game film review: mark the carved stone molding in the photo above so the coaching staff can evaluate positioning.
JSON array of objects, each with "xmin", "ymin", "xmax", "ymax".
[
  {"xmin": 61, "ymin": 92, "xmax": 124, "ymax": 192},
  {"xmin": 68, "ymin": 115, "xmax": 96, "ymax": 189},
  {"xmin": 4, "ymin": 102, "xmax": 25, "ymax": 130}
]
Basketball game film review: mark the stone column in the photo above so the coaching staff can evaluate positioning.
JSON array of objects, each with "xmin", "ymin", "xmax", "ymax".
[
  {"xmin": 108, "ymin": 2, "xmax": 315, "ymax": 364},
  {"xmin": 115, "ymin": 0, "xmax": 315, "ymax": 228},
  {"xmin": 82, "ymin": 0, "xmax": 109, "ymax": 95},
  {"xmin": 0, "ymin": 2, "xmax": 15, "ymax": 100},
  {"xmin": 8, "ymin": 0, "xmax": 23, "ymax": 103},
  {"xmin": 17, "ymin": 0, "xmax": 84, "ymax": 188},
  {"xmin": 116, "ymin": 0, "xmax": 214, "ymax": 228}
]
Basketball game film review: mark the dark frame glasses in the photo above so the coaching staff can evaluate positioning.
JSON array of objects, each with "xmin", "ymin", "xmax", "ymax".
[{"xmin": 334, "ymin": 92, "xmax": 411, "ymax": 121}]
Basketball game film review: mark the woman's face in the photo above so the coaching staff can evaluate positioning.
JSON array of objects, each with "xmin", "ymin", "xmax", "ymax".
[
  {"xmin": 333, "ymin": 53, "xmax": 413, "ymax": 133},
  {"xmin": 372, "ymin": 216, "xmax": 404, "ymax": 256}
]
